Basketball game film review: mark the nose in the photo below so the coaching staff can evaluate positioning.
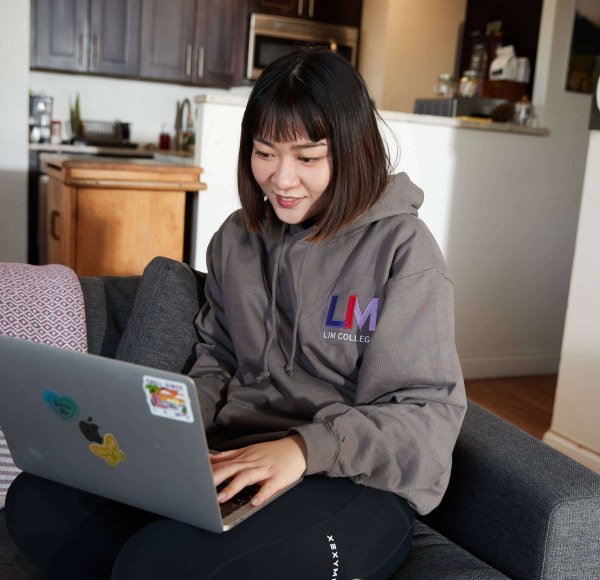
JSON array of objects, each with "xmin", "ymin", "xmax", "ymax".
[{"xmin": 271, "ymin": 158, "xmax": 299, "ymax": 191}]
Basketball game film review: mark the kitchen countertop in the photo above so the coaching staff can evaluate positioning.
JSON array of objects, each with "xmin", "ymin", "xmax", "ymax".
[
  {"xmin": 40, "ymin": 153, "xmax": 206, "ymax": 191},
  {"xmin": 31, "ymin": 143, "xmax": 198, "ymax": 164},
  {"xmin": 380, "ymin": 110, "xmax": 549, "ymax": 137},
  {"xmin": 194, "ymin": 93, "xmax": 549, "ymax": 137},
  {"xmin": 30, "ymin": 142, "xmax": 155, "ymax": 157},
  {"xmin": 153, "ymin": 149, "xmax": 195, "ymax": 165}
]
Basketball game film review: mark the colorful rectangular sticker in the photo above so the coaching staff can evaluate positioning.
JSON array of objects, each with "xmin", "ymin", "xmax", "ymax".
[{"xmin": 142, "ymin": 375, "xmax": 194, "ymax": 423}]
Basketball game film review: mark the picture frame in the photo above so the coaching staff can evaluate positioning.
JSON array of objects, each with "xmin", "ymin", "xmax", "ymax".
[{"xmin": 566, "ymin": 0, "xmax": 600, "ymax": 94}]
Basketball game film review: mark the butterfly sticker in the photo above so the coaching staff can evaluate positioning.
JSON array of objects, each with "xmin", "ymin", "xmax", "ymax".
[{"xmin": 89, "ymin": 433, "xmax": 126, "ymax": 467}]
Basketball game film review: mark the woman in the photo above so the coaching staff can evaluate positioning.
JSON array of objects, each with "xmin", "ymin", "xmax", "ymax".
[{"xmin": 7, "ymin": 48, "xmax": 466, "ymax": 579}]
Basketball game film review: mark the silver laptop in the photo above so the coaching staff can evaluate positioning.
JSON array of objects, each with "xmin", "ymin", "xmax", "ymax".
[{"xmin": 0, "ymin": 334, "xmax": 300, "ymax": 532}]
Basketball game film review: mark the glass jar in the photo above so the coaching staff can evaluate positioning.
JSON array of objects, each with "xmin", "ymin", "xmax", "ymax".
[
  {"xmin": 459, "ymin": 70, "xmax": 479, "ymax": 98},
  {"xmin": 513, "ymin": 96, "xmax": 534, "ymax": 126},
  {"xmin": 434, "ymin": 73, "xmax": 456, "ymax": 97}
]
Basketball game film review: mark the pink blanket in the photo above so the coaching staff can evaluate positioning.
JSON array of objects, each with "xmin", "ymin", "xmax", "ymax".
[{"xmin": 0, "ymin": 263, "xmax": 87, "ymax": 507}]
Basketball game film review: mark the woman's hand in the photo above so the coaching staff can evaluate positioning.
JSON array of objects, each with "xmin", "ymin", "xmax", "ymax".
[{"xmin": 210, "ymin": 435, "xmax": 307, "ymax": 506}]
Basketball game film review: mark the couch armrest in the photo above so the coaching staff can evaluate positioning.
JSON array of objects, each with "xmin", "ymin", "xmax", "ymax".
[
  {"xmin": 79, "ymin": 275, "xmax": 141, "ymax": 357},
  {"xmin": 423, "ymin": 402, "xmax": 600, "ymax": 580}
]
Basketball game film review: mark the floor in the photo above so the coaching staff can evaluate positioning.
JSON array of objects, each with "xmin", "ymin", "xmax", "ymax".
[{"xmin": 465, "ymin": 374, "xmax": 558, "ymax": 440}]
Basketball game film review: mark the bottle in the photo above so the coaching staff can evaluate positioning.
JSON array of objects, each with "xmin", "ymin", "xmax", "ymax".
[
  {"xmin": 513, "ymin": 96, "xmax": 533, "ymax": 126},
  {"xmin": 459, "ymin": 70, "xmax": 478, "ymax": 98},
  {"xmin": 50, "ymin": 120, "xmax": 62, "ymax": 145},
  {"xmin": 434, "ymin": 73, "xmax": 456, "ymax": 98},
  {"xmin": 159, "ymin": 123, "xmax": 171, "ymax": 150}
]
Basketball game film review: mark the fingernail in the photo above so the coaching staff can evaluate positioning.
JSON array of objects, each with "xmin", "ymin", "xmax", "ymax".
[{"xmin": 217, "ymin": 492, "xmax": 226, "ymax": 502}]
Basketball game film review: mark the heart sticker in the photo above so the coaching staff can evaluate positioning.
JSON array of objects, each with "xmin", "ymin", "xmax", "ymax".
[{"xmin": 43, "ymin": 390, "xmax": 80, "ymax": 422}]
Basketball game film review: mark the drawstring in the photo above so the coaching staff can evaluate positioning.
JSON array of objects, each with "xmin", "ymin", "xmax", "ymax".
[
  {"xmin": 284, "ymin": 244, "xmax": 310, "ymax": 378},
  {"xmin": 256, "ymin": 222, "xmax": 286, "ymax": 383}
]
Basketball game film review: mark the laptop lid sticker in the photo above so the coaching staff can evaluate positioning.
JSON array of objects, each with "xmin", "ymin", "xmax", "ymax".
[
  {"xmin": 89, "ymin": 433, "xmax": 126, "ymax": 467},
  {"xmin": 142, "ymin": 375, "xmax": 194, "ymax": 423},
  {"xmin": 78, "ymin": 416, "xmax": 126, "ymax": 467},
  {"xmin": 43, "ymin": 390, "xmax": 80, "ymax": 422}
]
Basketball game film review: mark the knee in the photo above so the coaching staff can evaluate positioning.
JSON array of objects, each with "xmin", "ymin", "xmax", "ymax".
[{"xmin": 112, "ymin": 519, "xmax": 212, "ymax": 580}]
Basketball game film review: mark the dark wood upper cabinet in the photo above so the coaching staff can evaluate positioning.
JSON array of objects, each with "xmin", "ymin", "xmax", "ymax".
[
  {"xmin": 89, "ymin": 0, "xmax": 141, "ymax": 75},
  {"xmin": 250, "ymin": 0, "xmax": 298, "ymax": 18},
  {"xmin": 310, "ymin": 0, "xmax": 362, "ymax": 28},
  {"xmin": 140, "ymin": 0, "xmax": 196, "ymax": 82},
  {"xmin": 31, "ymin": 0, "xmax": 141, "ymax": 76},
  {"xmin": 140, "ymin": 0, "xmax": 249, "ymax": 87},
  {"xmin": 31, "ymin": 0, "xmax": 249, "ymax": 87},
  {"xmin": 195, "ymin": 0, "xmax": 249, "ymax": 86},
  {"xmin": 31, "ymin": 0, "xmax": 90, "ymax": 72},
  {"xmin": 250, "ymin": 0, "xmax": 362, "ymax": 27}
]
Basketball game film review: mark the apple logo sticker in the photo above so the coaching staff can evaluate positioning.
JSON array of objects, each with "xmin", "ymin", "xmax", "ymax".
[{"xmin": 79, "ymin": 417, "xmax": 103, "ymax": 444}]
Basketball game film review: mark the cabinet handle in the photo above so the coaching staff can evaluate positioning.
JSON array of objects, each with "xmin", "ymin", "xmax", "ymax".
[
  {"xmin": 50, "ymin": 210, "xmax": 61, "ymax": 241},
  {"xmin": 308, "ymin": 0, "xmax": 314, "ymax": 18},
  {"xmin": 79, "ymin": 34, "xmax": 85, "ymax": 65},
  {"xmin": 185, "ymin": 44, "xmax": 192, "ymax": 77},
  {"xmin": 297, "ymin": 0, "xmax": 303, "ymax": 16},
  {"xmin": 197, "ymin": 46, "xmax": 205, "ymax": 79},
  {"xmin": 93, "ymin": 34, "xmax": 100, "ymax": 68}
]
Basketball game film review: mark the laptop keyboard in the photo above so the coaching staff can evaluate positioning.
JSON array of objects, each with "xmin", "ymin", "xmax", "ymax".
[{"xmin": 217, "ymin": 482, "xmax": 260, "ymax": 518}]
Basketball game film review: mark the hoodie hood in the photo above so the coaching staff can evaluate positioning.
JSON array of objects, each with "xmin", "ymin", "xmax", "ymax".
[
  {"xmin": 349, "ymin": 172, "xmax": 424, "ymax": 231},
  {"xmin": 281, "ymin": 172, "xmax": 424, "ymax": 242}
]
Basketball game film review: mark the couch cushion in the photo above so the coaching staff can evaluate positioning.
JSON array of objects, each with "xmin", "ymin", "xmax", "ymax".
[
  {"xmin": 79, "ymin": 275, "xmax": 141, "ymax": 357},
  {"xmin": 115, "ymin": 257, "xmax": 206, "ymax": 374},
  {"xmin": 393, "ymin": 520, "xmax": 508, "ymax": 579},
  {"xmin": 0, "ymin": 495, "xmax": 47, "ymax": 579},
  {"xmin": 423, "ymin": 403, "xmax": 600, "ymax": 580}
]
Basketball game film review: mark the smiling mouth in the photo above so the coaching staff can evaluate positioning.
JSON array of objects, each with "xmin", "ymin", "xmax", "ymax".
[{"xmin": 275, "ymin": 194, "xmax": 303, "ymax": 208}]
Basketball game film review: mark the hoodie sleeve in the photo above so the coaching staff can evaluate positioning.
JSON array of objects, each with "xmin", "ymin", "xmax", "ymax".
[
  {"xmin": 291, "ymin": 267, "xmax": 467, "ymax": 515},
  {"xmin": 188, "ymin": 236, "xmax": 238, "ymax": 431}
]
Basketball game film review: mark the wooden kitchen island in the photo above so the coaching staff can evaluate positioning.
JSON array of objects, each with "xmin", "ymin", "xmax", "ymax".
[{"xmin": 40, "ymin": 154, "xmax": 206, "ymax": 276}]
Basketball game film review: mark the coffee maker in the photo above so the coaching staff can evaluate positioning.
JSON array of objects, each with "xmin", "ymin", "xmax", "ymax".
[{"xmin": 29, "ymin": 95, "xmax": 53, "ymax": 143}]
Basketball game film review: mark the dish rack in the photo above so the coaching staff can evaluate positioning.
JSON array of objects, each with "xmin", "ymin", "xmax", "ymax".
[{"xmin": 69, "ymin": 119, "xmax": 130, "ymax": 146}]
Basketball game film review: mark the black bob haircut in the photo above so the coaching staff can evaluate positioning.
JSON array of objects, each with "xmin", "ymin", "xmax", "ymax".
[{"xmin": 237, "ymin": 47, "xmax": 391, "ymax": 242}]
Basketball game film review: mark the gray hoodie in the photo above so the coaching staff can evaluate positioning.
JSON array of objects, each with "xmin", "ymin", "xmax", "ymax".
[{"xmin": 189, "ymin": 172, "xmax": 466, "ymax": 515}]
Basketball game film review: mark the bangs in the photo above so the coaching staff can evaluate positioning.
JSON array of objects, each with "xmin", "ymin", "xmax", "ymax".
[{"xmin": 249, "ymin": 89, "xmax": 329, "ymax": 144}]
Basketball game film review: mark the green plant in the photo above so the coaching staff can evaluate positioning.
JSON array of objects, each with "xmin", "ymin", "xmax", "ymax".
[{"xmin": 69, "ymin": 93, "xmax": 82, "ymax": 138}]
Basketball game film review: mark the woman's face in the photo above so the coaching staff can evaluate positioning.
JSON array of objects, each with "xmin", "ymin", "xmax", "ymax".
[{"xmin": 251, "ymin": 128, "xmax": 333, "ymax": 225}]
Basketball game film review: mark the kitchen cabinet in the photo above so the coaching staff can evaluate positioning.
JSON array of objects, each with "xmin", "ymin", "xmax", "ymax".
[
  {"xmin": 250, "ymin": 0, "xmax": 362, "ymax": 27},
  {"xmin": 31, "ymin": 0, "xmax": 141, "ymax": 76},
  {"xmin": 41, "ymin": 155, "xmax": 206, "ymax": 276},
  {"xmin": 140, "ymin": 0, "xmax": 249, "ymax": 87}
]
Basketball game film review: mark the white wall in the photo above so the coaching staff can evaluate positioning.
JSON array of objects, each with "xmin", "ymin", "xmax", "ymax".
[
  {"xmin": 0, "ymin": 1, "xmax": 29, "ymax": 263},
  {"xmin": 360, "ymin": 0, "xmax": 467, "ymax": 112},
  {"xmin": 381, "ymin": 114, "xmax": 588, "ymax": 378},
  {"xmin": 191, "ymin": 97, "xmax": 245, "ymax": 272},
  {"xmin": 544, "ymin": 130, "xmax": 600, "ymax": 473}
]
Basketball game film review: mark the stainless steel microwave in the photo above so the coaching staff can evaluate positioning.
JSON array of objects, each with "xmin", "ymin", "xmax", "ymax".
[{"xmin": 247, "ymin": 13, "xmax": 359, "ymax": 80}]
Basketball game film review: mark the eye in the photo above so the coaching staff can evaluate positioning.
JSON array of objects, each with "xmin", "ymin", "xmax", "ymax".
[
  {"xmin": 254, "ymin": 149, "xmax": 272, "ymax": 159},
  {"xmin": 298, "ymin": 156, "xmax": 322, "ymax": 164}
]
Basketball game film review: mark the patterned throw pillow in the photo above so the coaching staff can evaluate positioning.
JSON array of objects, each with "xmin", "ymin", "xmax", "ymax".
[{"xmin": 0, "ymin": 263, "xmax": 87, "ymax": 508}]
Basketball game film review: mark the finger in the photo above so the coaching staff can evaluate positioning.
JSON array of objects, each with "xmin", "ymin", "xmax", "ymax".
[
  {"xmin": 216, "ymin": 469, "xmax": 267, "ymax": 503},
  {"xmin": 250, "ymin": 479, "xmax": 280, "ymax": 506},
  {"xmin": 209, "ymin": 448, "xmax": 244, "ymax": 463}
]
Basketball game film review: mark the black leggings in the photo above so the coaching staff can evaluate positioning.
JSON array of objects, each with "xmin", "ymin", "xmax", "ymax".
[{"xmin": 6, "ymin": 473, "xmax": 414, "ymax": 580}]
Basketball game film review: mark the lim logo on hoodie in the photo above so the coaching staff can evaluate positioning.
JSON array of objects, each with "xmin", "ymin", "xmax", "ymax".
[{"xmin": 323, "ymin": 294, "xmax": 379, "ymax": 344}]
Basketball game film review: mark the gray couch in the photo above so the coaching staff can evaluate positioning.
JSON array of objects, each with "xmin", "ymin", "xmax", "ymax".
[{"xmin": 2, "ymin": 256, "xmax": 600, "ymax": 579}]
